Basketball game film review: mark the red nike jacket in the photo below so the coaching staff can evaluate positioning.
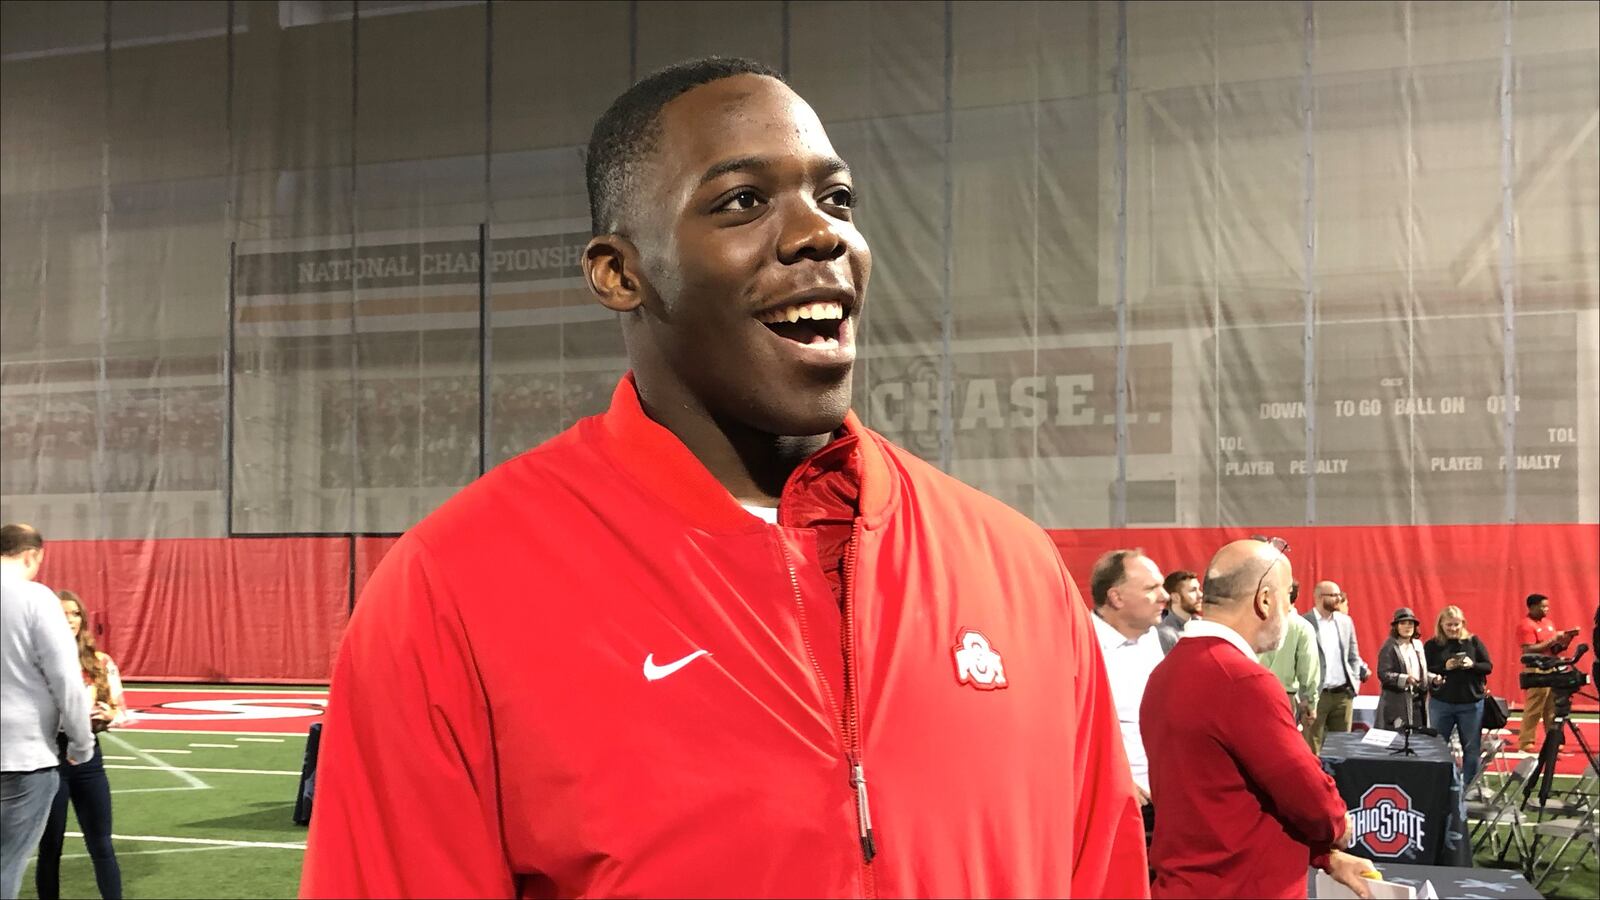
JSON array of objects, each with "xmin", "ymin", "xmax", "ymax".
[{"xmin": 301, "ymin": 375, "xmax": 1147, "ymax": 899}]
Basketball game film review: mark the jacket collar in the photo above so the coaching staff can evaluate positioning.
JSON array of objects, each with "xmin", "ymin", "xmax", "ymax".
[{"xmin": 592, "ymin": 373, "xmax": 896, "ymax": 533}]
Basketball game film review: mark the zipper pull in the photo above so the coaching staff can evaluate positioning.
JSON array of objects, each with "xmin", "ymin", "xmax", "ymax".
[{"xmin": 850, "ymin": 754, "xmax": 877, "ymax": 863}]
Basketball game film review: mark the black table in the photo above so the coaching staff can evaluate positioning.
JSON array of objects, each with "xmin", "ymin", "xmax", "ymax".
[
  {"xmin": 1308, "ymin": 862, "xmax": 1542, "ymax": 898},
  {"xmin": 1318, "ymin": 732, "xmax": 1471, "ymax": 866}
]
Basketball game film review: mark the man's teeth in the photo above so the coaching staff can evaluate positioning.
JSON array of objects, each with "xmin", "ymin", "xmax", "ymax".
[{"xmin": 757, "ymin": 301, "xmax": 845, "ymax": 324}]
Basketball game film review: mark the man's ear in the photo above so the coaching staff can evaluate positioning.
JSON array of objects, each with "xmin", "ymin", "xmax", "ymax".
[
  {"xmin": 583, "ymin": 234, "xmax": 645, "ymax": 313},
  {"xmin": 1255, "ymin": 588, "xmax": 1272, "ymax": 622}
]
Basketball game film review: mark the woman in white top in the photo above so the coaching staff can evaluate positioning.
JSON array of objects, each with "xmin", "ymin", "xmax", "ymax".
[
  {"xmin": 1375, "ymin": 606, "xmax": 1440, "ymax": 731},
  {"xmin": 34, "ymin": 589, "xmax": 125, "ymax": 900}
]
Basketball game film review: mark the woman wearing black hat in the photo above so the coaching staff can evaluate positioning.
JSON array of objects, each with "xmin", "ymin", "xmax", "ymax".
[{"xmin": 1376, "ymin": 607, "xmax": 1436, "ymax": 731}]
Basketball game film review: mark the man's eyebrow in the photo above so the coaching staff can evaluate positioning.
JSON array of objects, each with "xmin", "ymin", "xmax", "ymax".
[{"xmin": 696, "ymin": 154, "xmax": 852, "ymax": 189}]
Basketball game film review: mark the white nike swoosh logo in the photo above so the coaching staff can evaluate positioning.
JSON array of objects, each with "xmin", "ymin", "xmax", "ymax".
[{"xmin": 643, "ymin": 649, "xmax": 711, "ymax": 682}]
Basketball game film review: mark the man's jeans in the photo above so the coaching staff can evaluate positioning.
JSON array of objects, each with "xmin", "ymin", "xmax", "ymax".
[
  {"xmin": 1430, "ymin": 698, "xmax": 1485, "ymax": 786},
  {"xmin": 1, "ymin": 768, "xmax": 61, "ymax": 899}
]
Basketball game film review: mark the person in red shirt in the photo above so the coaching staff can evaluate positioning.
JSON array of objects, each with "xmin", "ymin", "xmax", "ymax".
[
  {"xmin": 300, "ymin": 57, "xmax": 1147, "ymax": 898},
  {"xmin": 1517, "ymin": 593, "xmax": 1578, "ymax": 753},
  {"xmin": 1142, "ymin": 538, "xmax": 1375, "ymax": 899}
]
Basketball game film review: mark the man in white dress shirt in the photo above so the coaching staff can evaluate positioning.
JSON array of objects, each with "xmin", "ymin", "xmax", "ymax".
[{"xmin": 1089, "ymin": 548, "xmax": 1170, "ymax": 817}]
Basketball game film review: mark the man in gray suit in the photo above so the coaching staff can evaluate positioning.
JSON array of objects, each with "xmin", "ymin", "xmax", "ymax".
[{"xmin": 1304, "ymin": 580, "xmax": 1371, "ymax": 753}]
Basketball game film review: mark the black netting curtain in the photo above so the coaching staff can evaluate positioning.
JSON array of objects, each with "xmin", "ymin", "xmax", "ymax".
[{"xmin": 2, "ymin": 0, "xmax": 1596, "ymax": 538}]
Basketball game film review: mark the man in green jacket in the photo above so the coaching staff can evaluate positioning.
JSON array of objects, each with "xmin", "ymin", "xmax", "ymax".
[{"xmin": 1258, "ymin": 581, "xmax": 1320, "ymax": 734}]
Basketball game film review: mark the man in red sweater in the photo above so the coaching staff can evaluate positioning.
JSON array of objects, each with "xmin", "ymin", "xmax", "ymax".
[
  {"xmin": 301, "ymin": 57, "xmax": 1147, "ymax": 898},
  {"xmin": 1142, "ymin": 539, "xmax": 1375, "ymax": 899}
]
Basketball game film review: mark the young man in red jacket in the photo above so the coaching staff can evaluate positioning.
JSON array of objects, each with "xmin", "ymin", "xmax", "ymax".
[
  {"xmin": 1141, "ymin": 539, "xmax": 1375, "ymax": 899},
  {"xmin": 301, "ymin": 57, "xmax": 1147, "ymax": 898}
]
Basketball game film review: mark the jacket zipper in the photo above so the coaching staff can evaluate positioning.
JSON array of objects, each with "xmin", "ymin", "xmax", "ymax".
[
  {"xmin": 841, "ymin": 520, "xmax": 876, "ymax": 865},
  {"xmin": 775, "ymin": 522, "xmax": 877, "ymax": 881}
]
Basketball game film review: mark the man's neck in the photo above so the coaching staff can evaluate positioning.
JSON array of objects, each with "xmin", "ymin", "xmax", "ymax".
[
  {"xmin": 0, "ymin": 558, "xmax": 30, "ymax": 581},
  {"xmin": 1191, "ymin": 612, "xmax": 1258, "ymax": 654},
  {"xmin": 633, "ymin": 379, "xmax": 832, "ymax": 506},
  {"xmin": 1170, "ymin": 606, "xmax": 1195, "ymax": 625},
  {"xmin": 1317, "ymin": 605, "xmax": 1339, "ymax": 620}
]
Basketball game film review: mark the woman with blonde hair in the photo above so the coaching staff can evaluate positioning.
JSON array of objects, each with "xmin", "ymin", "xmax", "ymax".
[
  {"xmin": 34, "ymin": 590, "xmax": 124, "ymax": 900},
  {"xmin": 1424, "ymin": 605, "xmax": 1494, "ymax": 785}
]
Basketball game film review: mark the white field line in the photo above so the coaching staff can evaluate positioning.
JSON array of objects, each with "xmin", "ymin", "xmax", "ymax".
[
  {"xmin": 104, "ymin": 765, "xmax": 301, "ymax": 776},
  {"xmin": 235, "ymin": 737, "xmax": 286, "ymax": 743},
  {"xmin": 142, "ymin": 748, "xmax": 192, "ymax": 755},
  {"xmin": 101, "ymin": 755, "xmax": 136, "ymax": 761},
  {"xmin": 101, "ymin": 733, "xmax": 208, "ymax": 790},
  {"xmin": 67, "ymin": 831, "xmax": 306, "ymax": 850},
  {"xmin": 119, "ymin": 729, "xmax": 309, "ymax": 737},
  {"xmin": 188, "ymin": 743, "xmax": 239, "ymax": 749},
  {"xmin": 61, "ymin": 845, "xmax": 249, "ymax": 861},
  {"xmin": 112, "ymin": 785, "xmax": 209, "ymax": 795}
]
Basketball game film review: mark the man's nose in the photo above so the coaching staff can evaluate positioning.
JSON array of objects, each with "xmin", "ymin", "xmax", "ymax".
[{"xmin": 776, "ymin": 199, "xmax": 847, "ymax": 264}]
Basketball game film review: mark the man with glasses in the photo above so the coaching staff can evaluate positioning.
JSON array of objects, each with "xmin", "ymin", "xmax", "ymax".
[{"xmin": 1304, "ymin": 581, "xmax": 1371, "ymax": 753}]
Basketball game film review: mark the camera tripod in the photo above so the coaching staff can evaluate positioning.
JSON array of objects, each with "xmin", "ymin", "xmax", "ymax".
[{"xmin": 1495, "ymin": 685, "xmax": 1600, "ymax": 867}]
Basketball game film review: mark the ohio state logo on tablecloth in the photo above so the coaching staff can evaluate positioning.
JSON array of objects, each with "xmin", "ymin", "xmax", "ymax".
[{"xmin": 1349, "ymin": 784, "xmax": 1427, "ymax": 857}]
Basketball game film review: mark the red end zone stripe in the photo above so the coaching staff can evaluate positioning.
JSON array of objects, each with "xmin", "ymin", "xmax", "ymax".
[{"xmin": 120, "ymin": 689, "xmax": 328, "ymax": 734}]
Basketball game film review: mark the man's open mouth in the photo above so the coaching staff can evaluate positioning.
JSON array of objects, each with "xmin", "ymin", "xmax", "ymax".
[{"xmin": 756, "ymin": 300, "xmax": 845, "ymax": 349}]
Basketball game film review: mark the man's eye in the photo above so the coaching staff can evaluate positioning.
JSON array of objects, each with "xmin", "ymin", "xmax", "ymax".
[
  {"xmin": 821, "ymin": 186, "xmax": 856, "ymax": 209},
  {"xmin": 716, "ymin": 190, "xmax": 764, "ymax": 212}
]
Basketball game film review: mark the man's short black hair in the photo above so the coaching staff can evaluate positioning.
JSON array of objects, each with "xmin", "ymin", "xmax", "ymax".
[
  {"xmin": 585, "ymin": 56, "xmax": 785, "ymax": 236},
  {"xmin": 1527, "ymin": 593, "xmax": 1548, "ymax": 608},
  {"xmin": 1090, "ymin": 549, "xmax": 1145, "ymax": 609},
  {"xmin": 1162, "ymin": 570, "xmax": 1196, "ymax": 595},
  {"xmin": 0, "ymin": 523, "xmax": 43, "ymax": 557}
]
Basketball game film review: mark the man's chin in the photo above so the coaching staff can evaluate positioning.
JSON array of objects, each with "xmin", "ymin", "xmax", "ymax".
[{"xmin": 743, "ymin": 384, "xmax": 853, "ymax": 437}]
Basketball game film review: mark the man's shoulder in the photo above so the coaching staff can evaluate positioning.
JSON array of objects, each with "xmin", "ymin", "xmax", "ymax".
[
  {"xmin": 1156, "ymin": 636, "xmax": 1234, "ymax": 674},
  {"xmin": 1150, "ymin": 638, "xmax": 1266, "ymax": 710},
  {"xmin": 408, "ymin": 420, "xmax": 606, "ymax": 543},
  {"xmin": 1, "ymin": 576, "xmax": 58, "ymax": 609},
  {"xmin": 869, "ymin": 431, "xmax": 1052, "ymax": 545}
]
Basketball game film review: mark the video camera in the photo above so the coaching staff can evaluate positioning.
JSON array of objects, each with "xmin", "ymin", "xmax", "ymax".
[{"xmin": 1520, "ymin": 643, "xmax": 1592, "ymax": 692}]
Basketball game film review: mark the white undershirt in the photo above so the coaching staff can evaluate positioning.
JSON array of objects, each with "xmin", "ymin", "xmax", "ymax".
[{"xmin": 742, "ymin": 504, "xmax": 779, "ymax": 524}]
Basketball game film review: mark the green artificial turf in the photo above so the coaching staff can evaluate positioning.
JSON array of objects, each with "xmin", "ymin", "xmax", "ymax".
[{"xmin": 19, "ymin": 726, "xmax": 310, "ymax": 899}]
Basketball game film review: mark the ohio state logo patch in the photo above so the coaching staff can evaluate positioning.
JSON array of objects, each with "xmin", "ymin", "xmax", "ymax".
[
  {"xmin": 1350, "ymin": 784, "xmax": 1426, "ymax": 857},
  {"xmin": 952, "ymin": 628, "xmax": 1008, "ymax": 690}
]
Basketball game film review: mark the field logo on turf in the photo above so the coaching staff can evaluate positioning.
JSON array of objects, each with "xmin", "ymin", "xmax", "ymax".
[
  {"xmin": 128, "ymin": 698, "xmax": 327, "ymax": 722},
  {"xmin": 1349, "ymin": 784, "xmax": 1426, "ymax": 857}
]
